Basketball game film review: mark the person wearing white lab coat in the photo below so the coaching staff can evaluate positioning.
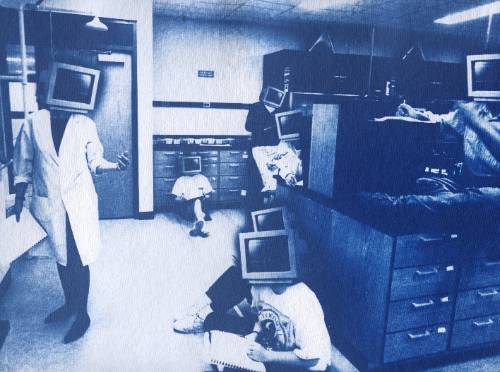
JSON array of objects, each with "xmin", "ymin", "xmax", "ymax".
[{"xmin": 11, "ymin": 72, "xmax": 129, "ymax": 344}]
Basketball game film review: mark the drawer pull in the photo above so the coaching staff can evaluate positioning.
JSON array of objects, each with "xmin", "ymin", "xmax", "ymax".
[
  {"xmin": 415, "ymin": 268, "xmax": 438, "ymax": 276},
  {"xmin": 484, "ymin": 260, "xmax": 500, "ymax": 267},
  {"xmin": 229, "ymin": 176, "xmax": 240, "ymax": 180},
  {"xmin": 229, "ymin": 151, "xmax": 240, "ymax": 155},
  {"xmin": 473, "ymin": 318, "xmax": 494, "ymax": 327},
  {"xmin": 411, "ymin": 299, "xmax": 435, "ymax": 309},
  {"xmin": 418, "ymin": 236, "xmax": 444, "ymax": 244},
  {"xmin": 477, "ymin": 289, "xmax": 499, "ymax": 297},
  {"xmin": 164, "ymin": 165, "xmax": 175, "ymax": 169},
  {"xmin": 229, "ymin": 163, "xmax": 240, "ymax": 167},
  {"xmin": 229, "ymin": 189, "xmax": 239, "ymax": 193},
  {"xmin": 407, "ymin": 330, "xmax": 431, "ymax": 339}
]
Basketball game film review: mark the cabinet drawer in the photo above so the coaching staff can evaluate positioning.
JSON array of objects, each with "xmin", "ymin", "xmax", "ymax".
[
  {"xmin": 154, "ymin": 164, "xmax": 178, "ymax": 178},
  {"xmin": 387, "ymin": 295, "xmax": 454, "ymax": 333},
  {"xmin": 455, "ymin": 286, "xmax": 500, "ymax": 320},
  {"xmin": 460, "ymin": 258, "xmax": 500, "ymax": 290},
  {"xmin": 198, "ymin": 150, "xmax": 219, "ymax": 157},
  {"xmin": 154, "ymin": 178, "xmax": 176, "ymax": 193},
  {"xmin": 154, "ymin": 151, "xmax": 179, "ymax": 165},
  {"xmin": 207, "ymin": 176, "xmax": 218, "ymax": 189},
  {"xmin": 220, "ymin": 162, "xmax": 247, "ymax": 176},
  {"xmin": 202, "ymin": 156, "xmax": 219, "ymax": 164},
  {"xmin": 220, "ymin": 150, "xmax": 248, "ymax": 162},
  {"xmin": 391, "ymin": 265, "xmax": 457, "ymax": 301},
  {"xmin": 384, "ymin": 324, "xmax": 448, "ymax": 363},
  {"xmin": 219, "ymin": 189, "xmax": 246, "ymax": 202},
  {"xmin": 394, "ymin": 233, "xmax": 461, "ymax": 269},
  {"xmin": 220, "ymin": 175, "xmax": 247, "ymax": 189},
  {"xmin": 202, "ymin": 163, "xmax": 218, "ymax": 176},
  {"xmin": 451, "ymin": 314, "xmax": 500, "ymax": 349}
]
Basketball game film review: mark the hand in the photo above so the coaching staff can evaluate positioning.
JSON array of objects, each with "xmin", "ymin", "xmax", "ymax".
[
  {"xmin": 244, "ymin": 332, "xmax": 258, "ymax": 342},
  {"xmin": 246, "ymin": 342, "xmax": 270, "ymax": 363},
  {"xmin": 396, "ymin": 103, "xmax": 416, "ymax": 118},
  {"xmin": 116, "ymin": 151, "xmax": 130, "ymax": 171},
  {"xmin": 284, "ymin": 173, "xmax": 297, "ymax": 187}
]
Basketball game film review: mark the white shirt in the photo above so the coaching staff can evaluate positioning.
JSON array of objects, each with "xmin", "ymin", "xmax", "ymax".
[{"xmin": 250, "ymin": 283, "xmax": 332, "ymax": 371}]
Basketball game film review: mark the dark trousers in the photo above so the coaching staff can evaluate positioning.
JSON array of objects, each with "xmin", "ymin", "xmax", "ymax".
[
  {"xmin": 204, "ymin": 265, "xmax": 254, "ymax": 334},
  {"xmin": 57, "ymin": 216, "xmax": 90, "ymax": 317}
]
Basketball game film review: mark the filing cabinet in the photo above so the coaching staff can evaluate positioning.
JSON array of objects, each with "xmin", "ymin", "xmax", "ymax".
[
  {"xmin": 153, "ymin": 139, "xmax": 250, "ymax": 210},
  {"xmin": 284, "ymin": 187, "xmax": 500, "ymax": 371}
]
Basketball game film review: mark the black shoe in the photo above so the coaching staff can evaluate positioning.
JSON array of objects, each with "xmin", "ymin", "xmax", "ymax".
[
  {"xmin": 204, "ymin": 214, "xmax": 212, "ymax": 221},
  {"xmin": 189, "ymin": 228, "xmax": 210, "ymax": 238},
  {"xmin": 0, "ymin": 320, "xmax": 10, "ymax": 350},
  {"xmin": 45, "ymin": 305, "xmax": 74, "ymax": 324},
  {"xmin": 63, "ymin": 313, "xmax": 90, "ymax": 344}
]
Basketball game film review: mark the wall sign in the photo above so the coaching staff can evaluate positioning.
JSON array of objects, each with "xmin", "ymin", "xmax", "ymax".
[{"xmin": 198, "ymin": 70, "xmax": 215, "ymax": 78}]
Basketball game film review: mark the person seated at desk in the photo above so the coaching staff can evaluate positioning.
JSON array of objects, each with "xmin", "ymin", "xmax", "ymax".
[
  {"xmin": 171, "ymin": 159, "xmax": 213, "ymax": 238},
  {"xmin": 361, "ymin": 101, "xmax": 499, "ymax": 225}
]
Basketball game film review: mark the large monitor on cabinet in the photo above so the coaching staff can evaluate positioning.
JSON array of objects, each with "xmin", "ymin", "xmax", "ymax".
[{"xmin": 467, "ymin": 54, "xmax": 500, "ymax": 100}]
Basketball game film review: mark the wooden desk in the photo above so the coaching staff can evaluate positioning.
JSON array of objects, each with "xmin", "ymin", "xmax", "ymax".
[{"xmin": 280, "ymin": 185, "xmax": 500, "ymax": 371}]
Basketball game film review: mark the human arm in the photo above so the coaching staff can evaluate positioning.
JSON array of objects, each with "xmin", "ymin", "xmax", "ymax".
[
  {"xmin": 95, "ymin": 152, "xmax": 129, "ymax": 174},
  {"xmin": 246, "ymin": 342, "xmax": 320, "ymax": 368}
]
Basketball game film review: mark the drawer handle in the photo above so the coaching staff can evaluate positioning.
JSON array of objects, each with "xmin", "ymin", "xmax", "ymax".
[
  {"xmin": 484, "ymin": 260, "xmax": 500, "ymax": 267},
  {"xmin": 229, "ymin": 189, "xmax": 239, "ymax": 193},
  {"xmin": 418, "ymin": 236, "xmax": 444, "ymax": 244},
  {"xmin": 411, "ymin": 299, "xmax": 435, "ymax": 309},
  {"xmin": 229, "ymin": 176, "xmax": 240, "ymax": 180},
  {"xmin": 415, "ymin": 268, "xmax": 438, "ymax": 276},
  {"xmin": 229, "ymin": 163, "xmax": 240, "ymax": 167},
  {"xmin": 477, "ymin": 289, "xmax": 499, "ymax": 297},
  {"xmin": 407, "ymin": 330, "xmax": 431, "ymax": 340},
  {"xmin": 229, "ymin": 151, "xmax": 240, "ymax": 155},
  {"xmin": 164, "ymin": 165, "xmax": 175, "ymax": 169},
  {"xmin": 473, "ymin": 318, "xmax": 494, "ymax": 327}
]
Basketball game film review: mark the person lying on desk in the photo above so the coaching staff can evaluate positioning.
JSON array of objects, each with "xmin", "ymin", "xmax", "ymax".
[{"xmin": 360, "ymin": 101, "xmax": 499, "ymax": 225}]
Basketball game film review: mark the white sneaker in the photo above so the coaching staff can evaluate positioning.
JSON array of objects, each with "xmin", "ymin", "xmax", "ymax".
[{"xmin": 173, "ymin": 312, "xmax": 205, "ymax": 334}]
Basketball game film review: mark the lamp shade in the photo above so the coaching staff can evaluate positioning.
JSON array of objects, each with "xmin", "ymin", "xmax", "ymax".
[{"xmin": 85, "ymin": 16, "xmax": 108, "ymax": 32}]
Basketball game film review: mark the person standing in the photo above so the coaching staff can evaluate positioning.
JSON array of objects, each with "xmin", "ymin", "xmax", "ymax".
[{"xmin": 10, "ymin": 67, "xmax": 129, "ymax": 343}]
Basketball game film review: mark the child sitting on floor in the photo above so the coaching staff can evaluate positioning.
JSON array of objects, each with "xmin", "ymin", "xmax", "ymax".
[{"xmin": 171, "ymin": 157, "xmax": 213, "ymax": 237}]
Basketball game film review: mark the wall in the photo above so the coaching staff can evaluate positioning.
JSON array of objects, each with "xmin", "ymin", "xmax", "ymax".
[{"xmin": 1, "ymin": 0, "xmax": 154, "ymax": 214}]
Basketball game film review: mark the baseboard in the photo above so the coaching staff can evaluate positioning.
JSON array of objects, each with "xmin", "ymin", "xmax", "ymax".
[{"xmin": 136, "ymin": 211, "xmax": 154, "ymax": 220}]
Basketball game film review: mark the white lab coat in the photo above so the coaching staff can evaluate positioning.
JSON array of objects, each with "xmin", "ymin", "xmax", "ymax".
[{"xmin": 13, "ymin": 109, "xmax": 104, "ymax": 266}]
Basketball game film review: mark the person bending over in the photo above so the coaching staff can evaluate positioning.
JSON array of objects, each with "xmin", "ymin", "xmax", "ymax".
[{"xmin": 171, "ymin": 160, "xmax": 213, "ymax": 237}]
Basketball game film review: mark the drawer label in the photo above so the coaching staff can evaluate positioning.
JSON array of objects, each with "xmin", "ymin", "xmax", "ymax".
[
  {"xmin": 446, "ymin": 265, "xmax": 455, "ymax": 272},
  {"xmin": 241, "ymin": 189, "xmax": 247, "ymax": 196},
  {"xmin": 437, "ymin": 327, "xmax": 447, "ymax": 334}
]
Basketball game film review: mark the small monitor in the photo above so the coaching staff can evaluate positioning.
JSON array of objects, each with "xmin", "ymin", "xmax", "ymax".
[
  {"xmin": 261, "ymin": 86, "xmax": 285, "ymax": 108},
  {"xmin": 467, "ymin": 54, "xmax": 500, "ymax": 100},
  {"xmin": 251, "ymin": 207, "xmax": 290, "ymax": 232},
  {"xmin": 182, "ymin": 156, "xmax": 202, "ymax": 174},
  {"xmin": 46, "ymin": 62, "xmax": 100, "ymax": 111},
  {"xmin": 239, "ymin": 230, "xmax": 297, "ymax": 284},
  {"xmin": 275, "ymin": 109, "xmax": 306, "ymax": 140}
]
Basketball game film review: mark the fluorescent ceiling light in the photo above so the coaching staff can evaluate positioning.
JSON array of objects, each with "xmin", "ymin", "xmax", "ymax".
[
  {"xmin": 298, "ymin": 0, "xmax": 355, "ymax": 12},
  {"xmin": 434, "ymin": 1, "xmax": 500, "ymax": 25}
]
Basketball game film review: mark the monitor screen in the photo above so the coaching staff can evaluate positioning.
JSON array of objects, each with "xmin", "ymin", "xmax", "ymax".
[
  {"xmin": 467, "ymin": 54, "xmax": 500, "ymax": 99},
  {"xmin": 182, "ymin": 156, "xmax": 202, "ymax": 173},
  {"xmin": 262, "ymin": 87, "xmax": 285, "ymax": 108},
  {"xmin": 46, "ymin": 62, "xmax": 100, "ymax": 111},
  {"xmin": 275, "ymin": 110, "xmax": 305, "ymax": 140},
  {"xmin": 52, "ymin": 69, "xmax": 95, "ymax": 105},
  {"xmin": 472, "ymin": 60, "xmax": 500, "ymax": 91},
  {"xmin": 245, "ymin": 234, "xmax": 290, "ymax": 273},
  {"xmin": 239, "ymin": 230, "xmax": 297, "ymax": 283},
  {"xmin": 252, "ymin": 207, "xmax": 288, "ymax": 232}
]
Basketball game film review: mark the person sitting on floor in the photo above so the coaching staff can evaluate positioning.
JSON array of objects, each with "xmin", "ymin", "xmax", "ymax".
[
  {"xmin": 173, "ymin": 225, "xmax": 331, "ymax": 371},
  {"xmin": 171, "ymin": 159, "xmax": 213, "ymax": 238}
]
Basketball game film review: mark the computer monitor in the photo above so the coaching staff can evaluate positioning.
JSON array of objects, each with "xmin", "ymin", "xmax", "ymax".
[
  {"xmin": 251, "ymin": 207, "xmax": 290, "ymax": 232},
  {"xmin": 261, "ymin": 86, "xmax": 285, "ymax": 108},
  {"xmin": 182, "ymin": 156, "xmax": 202, "ymax": 174},
  {"xmin": 467, "ymin": 54, "xmax": 500, "ymax": 100},
  {"xmin": 239, "ymin": 230, "xmax": 297, "ymax": 284},
  {"xmin": 275, "ymin": 109, "xmax": 306, "ymax": 140},
  {"xmin": 46, "ymin": 62, "xmax": 100, "ymax": 111}
]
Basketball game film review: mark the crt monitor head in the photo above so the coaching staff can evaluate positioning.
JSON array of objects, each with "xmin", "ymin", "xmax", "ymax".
[
  {"xmin": 251, "ymin": 207, "xmax": 290, "ymax": 232},
  {"xmin": 182, "ymin": 156, "xmax": 202, "ymax": 175},
  {"xmin": 275, "ymin": 110, "xmax": 305, "ymax": 141},
  {"xmin": 239, "ymin": 230, "xmax": 297, "ymax": 284},
  {"xmin": 260, "ymin": 86, "xmax": 286, "ymax": 109}
]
